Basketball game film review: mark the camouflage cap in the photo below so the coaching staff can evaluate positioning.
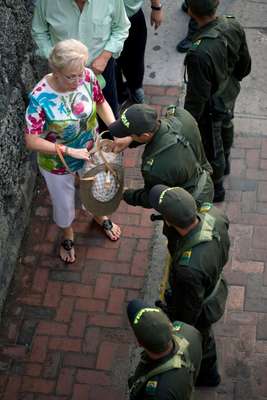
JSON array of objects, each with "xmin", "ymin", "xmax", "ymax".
[
  {"xmin": 149, "ymin": 185, "xmax": 197, "ymax": 228},
  {"xmin": 108, "ymin": 104, "xmax": 158, "ymax": 138},
  {"xmin": 187, "ymin": 0, "xmax": 219, "ymax": 16},
  {"xmin": 127, "ymin": 299, "xmax": 172, "ymax": 353}
]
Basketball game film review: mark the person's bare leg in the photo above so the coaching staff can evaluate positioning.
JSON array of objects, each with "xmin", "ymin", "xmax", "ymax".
[
  {"xmin": 94, "ymin": 216, "xmax": 121, "ymax": 241},
  {"xmin": 59, "ymin": 225, "xmax": 76, "ymax": 263}
]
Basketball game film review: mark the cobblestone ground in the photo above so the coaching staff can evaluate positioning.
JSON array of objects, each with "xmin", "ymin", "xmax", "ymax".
[{"xmin": 0, "ymin": 86, "xmax": 267, "ymax": 400}]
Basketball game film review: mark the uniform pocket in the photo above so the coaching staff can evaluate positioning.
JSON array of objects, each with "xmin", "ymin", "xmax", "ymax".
[{"xmin": 92, "ymin": 17, "xmax": 111, "ymax": 39}]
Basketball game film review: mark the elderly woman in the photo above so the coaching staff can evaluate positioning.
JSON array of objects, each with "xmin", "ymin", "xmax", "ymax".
[{"xmin": 25, "ymin": 39, "xmax": 121, "ymax": 264}]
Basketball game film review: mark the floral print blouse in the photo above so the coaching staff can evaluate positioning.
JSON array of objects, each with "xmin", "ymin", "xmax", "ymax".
[{"xmin": 25, "ymin": 68, "xmax": 104, "ymax": 174}]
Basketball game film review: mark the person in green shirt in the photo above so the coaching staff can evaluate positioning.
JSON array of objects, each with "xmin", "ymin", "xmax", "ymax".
[
  {"xmin": 184, "ymin": 0, "xmax": 251, "ymax": 202},
  {"xmin": 117, "ymin": 0, "xmax": 164, "ymax": 105},
  {"xmin": 31, "ymin": 0, "xmax": 130, "ymax": 119},
  {"xmin": 149, "ymin": 184, "xmax": 230, "ymax": 387},
  {"xmin": 127, "ymin": 299, "xmax": 203, "ymax": 400},
  {"xmin": 110, "ymin": 103, "xmax": 214, "ymax": 210}
]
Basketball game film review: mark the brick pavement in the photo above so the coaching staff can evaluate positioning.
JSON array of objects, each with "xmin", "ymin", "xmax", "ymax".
[{"xmin": 0, "ymin": 86, "xmax": 267, "ymax": 400}]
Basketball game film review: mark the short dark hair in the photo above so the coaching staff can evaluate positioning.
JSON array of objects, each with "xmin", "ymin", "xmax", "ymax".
[{"xmin": 188, "ymin": 0, "xmax": 219, "ymax": 17}]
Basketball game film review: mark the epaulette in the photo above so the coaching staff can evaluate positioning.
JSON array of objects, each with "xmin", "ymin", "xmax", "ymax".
[
  {"xmin": 199, "ymin": 202, "xmax": 213, "ymax": 214},
  {"xmin": 179, "ymin": 250, "xmax": 192, "ymax": 266}
]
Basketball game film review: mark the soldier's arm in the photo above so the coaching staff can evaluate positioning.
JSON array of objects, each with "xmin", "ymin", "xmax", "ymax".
[
  {"xmin": 123, "ymin": 187, "xmax": 151, "ymax": 208},
  {"xmin": 168, "ymin": 266, "xmax": 205, "ymax": 325},
  {"xmin": 233, "ymin": 29, "xmax": 252, "ymax": 80},
  {"xmin": 184, "ymin": 52, "xmax": 213, "ymax": 121}
]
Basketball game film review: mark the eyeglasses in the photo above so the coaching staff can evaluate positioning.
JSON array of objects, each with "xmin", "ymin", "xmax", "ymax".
[{"xmin": 61, "ymin": 69, "xmax": 85, "ymax": 83}]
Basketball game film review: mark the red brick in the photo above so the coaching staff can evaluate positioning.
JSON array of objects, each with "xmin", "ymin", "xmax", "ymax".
[
  {"xmin": 260, "ymin": 159, "xmax": 267, "ymax": 169},
  {"xmin": 136, "ymin": 239, "xmax": 150, "ymax": 252},
  {"xmin": 94, "ymin": 274, "xmax": 112, "ymax": 299},
  {"xmin": 117, "ymin": 238, "xmax": 137, "ymax": 262},
  {"xmin": 88, "ymin": 314, "xmax": 123, "ymax": 328},
  {"xmin": 33, "ymin": 242, "xmax": 54, "ymax": 255},
  {"xmin": 131, "ymin": 251, "xmax": 149, "ymax": 277},
  {"xmin": 76, "ymin": 369, "xmax": 111, "ymax": 385},
  {"xmin": 235, "ymin": 136, "xmax": 262, "ymax": 149},
  {"xmin": 123, "ymin": 226, "xmax": 153, "ymax": 238},
  {"xmin": 231, "ymin": 158, "xmax": 246, "ymax": 177},
  {"xmin": 72, "ymin": 384, "xmax": 90, "ymax": 400},
  {"xmin": 2, "ymin": 345, "xmax": 27, "ymax": 359},
  {"xmin": 83, "ymin": 327, "xmax": 100, "ymax": 353},
  {"xmin": 88, "ymin": 386, "xmax": 122, "ymax": 400},
  {"xmin": 56, "ymin": 368, "xmax": 75, "ymax": 396},
  {"xmin": 48, "ymin": 337, "xmax": 81, "ymax": 352},
  {"xmin": 36, "ymin": 321, "xmax": 68, "ymax": 336},
  {"xmin": 227, "ymin": 286, "xmax": 245, "ymax": 311},
  {"xmin": 253, "ymin": 226, "xmax": 267, "ymax": 249},
  {"xmin": 45, "ymin": 224, "xmax": 59, "ymax": 242},
  {"xmin": 107, "ymin": 288, "xmax": 125, "ymax": 314},
  {"xmin": 150, "ymin": 95, "xmax": 177, "ymax": 106},
  {"xmin": 30, "ymin": 336, "xmax": 48, "ymax": 363},
  {"xmin": 7, "ymin": 322, "xmax": 18, "ymax": 341},
  {"xmin": 3, "ymin": 376, "xmax": 21, "ymax": 400},
  {"xmin": 126, "ymin": 290, "xmax": 140, "ymax": 301},
  {"xmin": 25, "ymin": 363, "xmax": 42, "ymax": 377},
  {"xmin": 113, "ymin": 213, "xmax": 140, "ymax": 226},
  {"xmin": 22, "ymin": 377, "xmax": 55, "ymax": 394},
  {"xmin": 96, "ymin": 341, "xmax": 117, "ymax": 370},
  {"xmin": 62, "ymin": 282, "xmax": 93, "ymax": 298},
  {"xmin": 32, "ymin": 269, "xmax": 49, "ymax": 293},
  {"xmin": 69, "ymin": 312, "xmax": 87, "ymax": 337},
  {"xmin": 165, "ymin": 87, "xmax": 179, "ymax": 96},
  {"xmin": 232, "ymin": 260, "xmax": 264, "ymax": 274},
  {"xmin": 17, "ymin": 294, "xmax": 42, "ymax": 306},
  {"xmin": 72, "ymin": 221, "xmax": 90, "ymax": 233},
  {"xmin": 246, "ymin": 148, "xmax": 260, "ymax": 168},
  {"xmin": 86, "ymin": 247, "xmax": 118, "ymax": 261},
  {"xmin": 112, "ymin": 275, "xmax": 144, "ymax": 289},
  {"xmin": 63, "ymin": 353, "xmax": 95, "ymax": 369},
  {"xmin": 99, "ymin": 261, "xmax": 131, "ymax": 275},
  {"xmin": 43, "ymin": 281, "xmax": 61, "ymax": 307},
  {"xmin": 246, "ymin": 168, "xmax": 267, "ymax": 180},
  {"xmin": 261, "ymin": 138, "xmax": 267, "ymax": 158},
  {"xmin": 75, "ymin": 298, "xmax": 105, "ymax": 312},
  {"xmin": 55, "ymin": 297, "xmax": 75, "ymax": 322},
  {"xmin": 144, "ymin": 85, "xmax": 166, "ymax": 95}
]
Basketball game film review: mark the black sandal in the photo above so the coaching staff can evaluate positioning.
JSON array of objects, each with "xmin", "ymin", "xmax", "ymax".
[
  {"xmin": 102, "ymin": 219, "xmax": 120, "ymax": 241},
  {"xmin": 60, "ymin": 239, "xmax": 75, "ymax": 264}
]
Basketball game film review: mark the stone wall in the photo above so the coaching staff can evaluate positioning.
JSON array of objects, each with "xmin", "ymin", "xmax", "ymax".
[{"xmin": 0, "ymin": 0, "xmax": 39, "ymax": 315}]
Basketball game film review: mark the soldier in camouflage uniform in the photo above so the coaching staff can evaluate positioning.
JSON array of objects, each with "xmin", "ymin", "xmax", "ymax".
[
  {"xmin": 109, "ymin": 103, "xmax": 214, "ymax": 209},
  {"xmin": 127, "ymin": 299, "xmax": 203, "ymax": 400},
  {"xmin": 184, "ymin": 0, "xmax": 251, "ymax": 201},
  {"xmin": 150, "ymin": 184, "xmax": 230, "ymax": 386}
]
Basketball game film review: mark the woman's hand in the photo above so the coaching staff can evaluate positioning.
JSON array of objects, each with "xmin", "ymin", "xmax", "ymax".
[
  {"xmin": 111, "ymin": 137, "xmax": 133, "ymax": 153},
  {"xmin": 67, "ymin": 147, "xmax": 92, "ymax": 160}
]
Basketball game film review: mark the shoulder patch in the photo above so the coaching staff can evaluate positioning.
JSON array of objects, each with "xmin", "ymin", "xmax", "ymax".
[
  {"xmin": 145, "ymin": 380, "xmax": 158, "ymax": 394},
  {"xmin": 173, "ymin": 321, "xmax": 183, "ymax": 331},
  {"xmin": 179, "ymin": 250, "xmax": 192, "ymax": 265}
]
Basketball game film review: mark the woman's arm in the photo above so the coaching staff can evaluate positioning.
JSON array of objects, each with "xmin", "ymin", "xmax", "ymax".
[{"xmin": 96, "ymin": 99, "xmax": 116, "ymax": 127}]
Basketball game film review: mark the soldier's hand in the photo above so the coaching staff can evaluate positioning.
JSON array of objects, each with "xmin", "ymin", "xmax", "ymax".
[
  {"xmin": 111, "ymin": 137, "xmax": 133, "ymax": 153},
  {"xmin": 150, "ymin": 9, "xmax": 164, "ymax": 30}
]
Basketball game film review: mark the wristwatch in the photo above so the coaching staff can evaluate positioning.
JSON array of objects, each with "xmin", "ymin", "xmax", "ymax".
[{"xmin": 151, "ymin": 3, "xmax": 162, "ymax": 10}]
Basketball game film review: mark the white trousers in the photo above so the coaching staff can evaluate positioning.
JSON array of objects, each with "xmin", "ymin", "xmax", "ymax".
[{"xmin": 40, "ymin": 167, "xmax": 76, "ymax": 229}]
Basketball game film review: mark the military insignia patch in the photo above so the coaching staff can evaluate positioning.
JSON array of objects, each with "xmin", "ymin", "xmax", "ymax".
[
  {"xmin": 173, "ymin": 321, "xmax": 183, "ymax": 331},
  {"xmin": 180, "ymin": 250, "xmax": 192, "ymax": 265},
  {"xmin": 145, "ymin": 380, "xmax": 158, "ymax": 394}
]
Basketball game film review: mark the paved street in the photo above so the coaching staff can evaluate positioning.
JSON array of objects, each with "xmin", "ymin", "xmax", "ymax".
[{"xmin": 0, "ymin": 0, "xmax": 267, "ymax": 399}]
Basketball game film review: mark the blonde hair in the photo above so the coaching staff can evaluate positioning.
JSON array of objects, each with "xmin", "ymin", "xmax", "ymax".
[{"xmin": 49, "ymin": 39, "xmax": 89, "ymax": 71}]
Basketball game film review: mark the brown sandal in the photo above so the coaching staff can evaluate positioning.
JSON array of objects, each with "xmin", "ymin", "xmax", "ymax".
[{"xmin": 60, "ymin": 239, "xmax": 76, "ymax": 264}]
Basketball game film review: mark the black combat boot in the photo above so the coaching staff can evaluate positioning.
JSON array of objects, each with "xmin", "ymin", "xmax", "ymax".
[
  {"xmin": 224, "ymin": 153, "xmax": 231, "ymax": 175},
  {"xmin": 176, "ymin": 18, "xmax": 198, "ymax": 53},
  {"xmin": 213, "ymin": 181, "xmax": 225, "ymax": 203}
]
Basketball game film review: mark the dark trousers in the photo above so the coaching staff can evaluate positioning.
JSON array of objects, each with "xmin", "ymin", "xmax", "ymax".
[
  {"xmin": 98, "ymin": 57, "xmax": 119, "ymax": 132},
  {"xmin": 116, "ymin": 8, "xmax": 147, "ymax": 102}
]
